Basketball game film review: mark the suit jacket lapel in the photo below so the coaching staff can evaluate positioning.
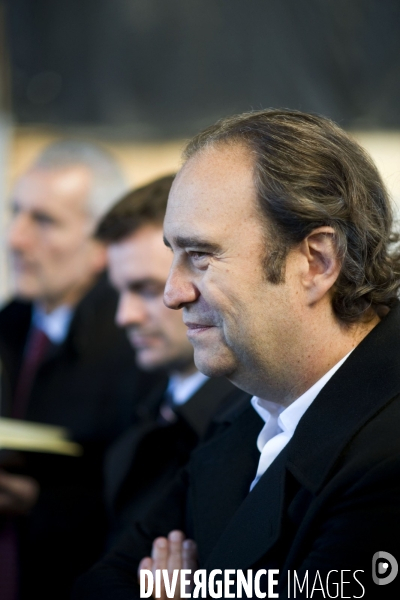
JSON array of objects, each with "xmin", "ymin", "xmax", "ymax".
[
  {"xmin": 287, "ymin": 302, "xmax": 400, "ymax": 493},
  {"xmin": 190, "ymin": 403, "xmax": 263, "ymax": 564},
  {"xmin": 203, "ymin": 303, "xmax": 400, "ymax": 571},
  {"xmin": 105, "ymin": 379, "xmax": 168, "ymax": 507},
  {"xmin": 107, "ymin": 377, "xmax": 240, "ymax": 509},
  {"xmin": 176, "ymin": 377, "xmax": 240, "ymax": 437},
  {"xmin": 205, "ymin": 445, "xmax": 289, "ymax": 571}
]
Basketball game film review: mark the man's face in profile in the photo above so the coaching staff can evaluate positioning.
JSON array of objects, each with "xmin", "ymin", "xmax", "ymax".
[
  {"xmin": 108, "ymin": 224, "xmax": 194, "ymax": 373},
  {"xmin": 8, "ymin": 166, "xmax": 102, "ymax": 312},
  {"xmin": 163, "ymin": 144, "xmax": 302, "ymax": 395}
]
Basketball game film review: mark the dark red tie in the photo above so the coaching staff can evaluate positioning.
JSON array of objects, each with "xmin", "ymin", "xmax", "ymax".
[
  {"xmin": 0, "ymin": 328, "xmax": 50, "ymax": 600},
  {"xmin": 12, "ymin": 327, "xmax": 50, "ymax": 420},
  {"xmin": 0, "ymin": 519, "xmax": 19, "ymax": 600}
]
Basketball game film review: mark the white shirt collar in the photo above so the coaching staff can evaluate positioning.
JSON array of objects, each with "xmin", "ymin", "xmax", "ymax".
[
  {"xmin": 167, "ymin": 371, "xmax": 209, "ymax": 406},
  {"xmin": 250, "ymin": 350, "xmax": 352, "ymax": 489},
  {"xmin": 32, "ymin": 304, "xmax": 74, "ymax": 345}
]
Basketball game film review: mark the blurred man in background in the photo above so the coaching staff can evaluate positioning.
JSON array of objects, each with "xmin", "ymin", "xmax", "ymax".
[
  {"xmin": 95, "ymin": 175, "xmax": 248, "ymax": 544},
  {"xmin": 0, "ymin": 141, "xmax": 156, "ymax": 600}
]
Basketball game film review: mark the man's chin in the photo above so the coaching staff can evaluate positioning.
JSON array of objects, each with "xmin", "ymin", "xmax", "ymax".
[
  {"xmin": 134, "ymin": 349, "xmax": 170, "ymax": 372},
  {"xmin": 13, "ymin": 285, "xmax": 40, "ymax": 302},
  {"xmin": 135, "ymin": 356, "xmax": 160, "ymax": 372},
  {"xmin": 135, "ymin": 352, "xmax": 196, "ymax": 375},
  {"xmin": 193, "ymin": 352, "xmax": 236, "ymax": 379}
]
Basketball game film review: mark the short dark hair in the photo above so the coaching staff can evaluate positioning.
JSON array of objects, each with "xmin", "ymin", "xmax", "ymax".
[
  {"xmin": 95, "ymin": 174, "xmax": 175, "ymax": 243},
  {"xmin": 183, "ymin": 109, "xmax": 400, "ymax": 324}
]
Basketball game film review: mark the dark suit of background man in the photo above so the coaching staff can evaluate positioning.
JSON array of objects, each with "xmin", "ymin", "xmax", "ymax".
[
  {"xmin": 0, "ymin": 141, "xmax": 156, "ymax": 600},
  {"xmin": 75, "ymin": 110, "xmax": 400, "ymax": 599},
  {"xmin": 94, "ymin": 175, "xmax": 247, "ymax": 545}
]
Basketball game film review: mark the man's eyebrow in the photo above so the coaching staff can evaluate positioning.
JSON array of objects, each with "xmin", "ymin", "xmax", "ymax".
[{"xmin": 163, "ymin": 235, "xmax": 221, "ymax": 252}]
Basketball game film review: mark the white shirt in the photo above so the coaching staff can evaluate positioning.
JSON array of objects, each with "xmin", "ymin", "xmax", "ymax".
[
  {"xmin": 167, "ymin": 371, "xmax": 209, "ymax": 406},
  {"xmin": 32, "ymin": 305, "xmax": 74, "ymax": 345},
  {"xmin": 250, "ymin": 351, "xmax": 352, "ymax": 490}
]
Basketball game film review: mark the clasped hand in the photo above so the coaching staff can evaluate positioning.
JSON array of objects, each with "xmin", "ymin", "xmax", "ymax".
[
  {"xmin": 138, "ymin": 530, "xmax": 198, "ymax": 600},
  {"xmin": 0, "ymin": 468, "xmax": 40, "ymax": 515}
]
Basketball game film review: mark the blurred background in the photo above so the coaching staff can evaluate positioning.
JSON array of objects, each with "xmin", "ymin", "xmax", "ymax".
[{"xmin": 1, "ymin": 0, "xmax": 400, "ymax": 302}]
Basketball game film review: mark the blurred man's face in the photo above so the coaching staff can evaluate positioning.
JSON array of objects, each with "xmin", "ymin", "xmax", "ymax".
[
  {"xmin": 108, "ymin": 225, "xmax": 194, "ymax": 373},
  {"xmin": 8, "ymin": 166, "xmax": 105, "ymax": 313}
]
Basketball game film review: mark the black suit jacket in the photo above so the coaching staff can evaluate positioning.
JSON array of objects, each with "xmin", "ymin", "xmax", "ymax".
[
  {"xmin": 105, "ymin": 376, "xmax": 248, "ymax": 544},
  {"xmin": 0, "ymin": 275, "xmax": 157, "ymax": 600},
  {"xmin": 75, "ymin": 304, "xmax": 400, "ymax": 598}
]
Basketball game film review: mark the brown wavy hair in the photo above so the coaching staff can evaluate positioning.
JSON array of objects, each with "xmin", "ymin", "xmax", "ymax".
[{"xmin": 183, "ymin": 109, "xmax": 400, "ymax": 323}]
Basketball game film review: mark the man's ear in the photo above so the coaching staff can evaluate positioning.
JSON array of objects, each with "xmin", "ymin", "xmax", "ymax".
[{"xmin": 298, "ymin": 226, "xmax": 341, "ymax": 305}]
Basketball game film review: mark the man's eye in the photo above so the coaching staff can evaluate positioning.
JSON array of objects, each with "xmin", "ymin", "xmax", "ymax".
[
  {"xmin": 189, "ymin": 251, "xmax": 209, "ymax": 260},
  {"xmin": 34, "ymin": 214, "xmax": 55, "ymax": 226},
  {"xmin": 188, "ymin": 251, "xmax": 210, "ymax": 269},
  {"xmin": 133, "ymin": 285, "xmax": 164, "ymax": 299}
]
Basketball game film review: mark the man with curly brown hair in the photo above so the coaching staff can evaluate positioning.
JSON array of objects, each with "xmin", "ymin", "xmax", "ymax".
[{"xmin": 76, "ymin": 110, "xmax": 400, "ymax": 599}]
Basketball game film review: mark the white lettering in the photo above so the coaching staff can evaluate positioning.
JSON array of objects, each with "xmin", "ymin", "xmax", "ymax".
[
  {"xmin": 268, "ymin": 569, "xmax": 279, "ymax": 598},
  {"xmin": 254, "ymin": 569, "xmax": 267, "ymax": 599},
  {"xmin": 224, "ymin": 570, "xmax": 236, "ymax": 598},
  {"xmin": 310, "ymin": 572, "xmax": 326, "ymax": 598},
  {"xmin": 237, "ymin": 570, "xmax": 253, "ymax": 598},
  {"xmin": 180, "ymin": 569, "xmax": 192, "ymax": 598},
  {"xmin": 161, "ymin": 570, "xmax": 179, "ymax": 599},
  {"xmin": 192, "ymin": 570, "xmax": 207, "ymax": 598},
  {"xmin": 352, "ymin": 570, "xmax": 365, "ymax": 598},
  {"xmin": 293, "ymin": 571, "xmax": 308, "ymax": 597},
  {"xmin": 139, "ymin": 570, "xmax": 153, "ymax": 598},
  {"xmin": 325, "ymin": 570, "xmax": 339, "ymax": 598},
  {"xmin": 340, "ymin": 570, "xmax": 351, "ymax": 598},
  {"xmin": 208, "ymin": 570, "xmax": 223, "ymax": 598},
  {"xmin": 155, "ymin": 569, "xmax": 161, "ymax": 599}
]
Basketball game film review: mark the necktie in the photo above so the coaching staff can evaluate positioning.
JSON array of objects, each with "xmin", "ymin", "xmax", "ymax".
[
  {"xmin": 12, "ymin": 327, "xmax": 50, "ymax": 420},
  {"xmin": 158, "ymin": 390, "xmax": 178, "ymax": 425},
  {"xmin": 1, "ymin": 328, "xmax": 50, "ymax": 600},
  {"xmin": 0, "ymin": 329, "xmax": 50, "ymax": 600},
  {"xmin": 0, "ymin": 519, "xmax": 19, "ymax": 600}
]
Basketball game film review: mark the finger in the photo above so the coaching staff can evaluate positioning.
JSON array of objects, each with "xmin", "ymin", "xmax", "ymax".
[
  {"xmin": 167, "ymin": 530, "xmax": 184, "ymax": 573},
  {"xmin": 0, "ymin": 471, "xmax": 12, "ymax": 491},
  {"xmin": 182, "ymin": 539, "xmax": 198, "ymax": 571},
  {"xmin": 0, "ymin": 472, "xmax": 39, "ymax": 501},
  {"xmin": 138, "ymin": 557, "xmax": 153, "ymax": 581},
  {"xmin": 0, "ymin": 492, "xmax": 13, "ymax": 512},
  {"xmin": 0, "ymin": 484, "xmax": 38, "ymax": 515},
  {"xmin": 151, "ymin": 537, "xmax": 169, "ymax": 571}
]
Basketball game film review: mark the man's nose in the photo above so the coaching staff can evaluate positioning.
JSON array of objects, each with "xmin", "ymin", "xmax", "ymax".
[
  {"xmin": 8, "ymin": 212, "xmax": 32, "ymax": 251},
  {"xmin": 115, "ymin": 293, "xmax": 147, "ymax": 328},
  {"xmin": 164, "ymin": 264, "xmax": 199, "ymax": 310}
]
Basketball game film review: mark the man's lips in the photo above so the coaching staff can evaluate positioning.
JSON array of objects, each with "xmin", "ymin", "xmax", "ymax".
[
  {"xmin": 127, "ymin": 331, "xmax": 162, "ymax": 348},
  {"xmin": 11, "ymin": 257, "xmax": 37, "ymax": 271},
  {"xmin": 184, "ymin": 322, "xmax": 215, "ymax": 335}
]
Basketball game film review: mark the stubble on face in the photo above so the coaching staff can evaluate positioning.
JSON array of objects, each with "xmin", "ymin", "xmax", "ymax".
[{"xmin": 164, "ymin": 143, "xmax": 292, "ymax": 391}]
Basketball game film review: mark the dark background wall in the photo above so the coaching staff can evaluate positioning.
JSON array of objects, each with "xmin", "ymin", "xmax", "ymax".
[{"xmin": 6, "ymin": 0, "xmax": 400, "ymax": 139}]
